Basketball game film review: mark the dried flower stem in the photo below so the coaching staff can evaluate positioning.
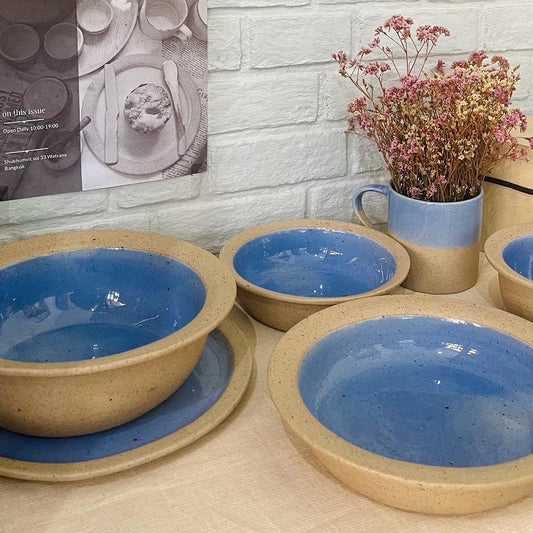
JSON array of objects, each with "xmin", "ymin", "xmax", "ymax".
[{"xmin": 333, "ymin": 15, "xmax": 532, "ymax": 202}]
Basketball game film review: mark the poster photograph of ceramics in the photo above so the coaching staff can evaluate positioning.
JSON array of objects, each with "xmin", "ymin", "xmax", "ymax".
[{"xmin": 0, "ymin": 0, "xmax": 207, "ymax": 201}]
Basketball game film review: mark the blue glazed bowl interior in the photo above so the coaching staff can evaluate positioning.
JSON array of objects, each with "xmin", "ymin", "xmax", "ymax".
[
  {"xmin": 503, "ymin": 235, "xmax": 533, "ymax": 281},
  {"xmin": 299, "ymin": 315, "xmax": 533, "ymax": 467},
  {"xmin": 0, "ymin": 248, "xmax": 206, "ymax": 363},
  {"xmin": 233, "ymin": 228, "xmax": 397, "ymax": 298}
]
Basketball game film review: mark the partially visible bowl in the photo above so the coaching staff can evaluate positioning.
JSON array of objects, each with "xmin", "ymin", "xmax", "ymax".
[
  {"xmin": 269, "ymin": 295, "xmax": 533, "ymax": 514},
  {"xmin": 219, "ymin": 219, "xmax": 410, "ymax": 331},
  {"xmin": 485, "ymin": 222, "xmax": 533, "ymax": 322},
  {"xmin": 41, "ymin": 129, "xmax": 82, "ymax": 170},
  {"xmin": 0, "ymin": 230, "xmax": 236, "ymax": 437},
  {"xmin": 0, "ymin": 24, "xmax": 40, "ymax": 63},
  {"xmin": 44, "ymin": 22, "xmax": 83, "ymax": 61},
  {"xmin": 0, "ymin": 0, "xmax": 73, "ymax": 26},
  {"xmin": 77, "ymin": 0, "xmax": 114, "ymax": 35},
  {"xmin": 23, "ymin": 77, "xmax": 70, "ymax": 121}
]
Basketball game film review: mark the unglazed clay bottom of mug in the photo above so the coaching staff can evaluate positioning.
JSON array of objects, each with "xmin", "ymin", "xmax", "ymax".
[{"xmin": 390, "ymin": 232, "xmax": 480, "ymax": 294}]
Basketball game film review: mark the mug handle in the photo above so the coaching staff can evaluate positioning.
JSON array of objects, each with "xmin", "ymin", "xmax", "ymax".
[
  {"xmin": 352, "ymin": 184, "xmax": 389, "ymax": 230},
  {"xmin": 177, "ymin": 24, "xmax": 192, "ymax": 41}
]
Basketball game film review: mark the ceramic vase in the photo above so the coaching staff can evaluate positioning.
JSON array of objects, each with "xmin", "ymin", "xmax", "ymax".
[{"xmin": 352, "ymin": 182, "xmax": 483, "ymax": 294}]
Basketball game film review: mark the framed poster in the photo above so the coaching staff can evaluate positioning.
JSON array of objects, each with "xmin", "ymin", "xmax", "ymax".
[{"xmin": 0, "ymin": 0, "xmax": 207, "ymax": 201}]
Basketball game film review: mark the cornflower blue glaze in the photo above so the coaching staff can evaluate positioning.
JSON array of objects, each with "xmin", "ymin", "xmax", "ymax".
[
  {"xmin": 0, "ymin": 248, "xmax": 206, "ymax": 362},
  {"xmin": 233, "ymin": 228, "xmax": 397, "ymax": 297},
  {"xmin": 299, "ymin": 315, "xmax": 533, "ymax": 467}
]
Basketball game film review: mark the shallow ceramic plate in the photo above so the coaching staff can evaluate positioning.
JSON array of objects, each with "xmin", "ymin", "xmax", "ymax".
[
  {"xmin": 82, "ymin": 54, "xmax": 201, "ymax": 174},
  {"xmin": 269, "ymin": 295, "xmax": 533, "ymax": 514},
  {"xmin": 220, "ymin": 219, "xmax": 410, "ymax": 331},
  {"xmin": 0, "ymin": 306, "xmax": 254, "ymax": 481}
]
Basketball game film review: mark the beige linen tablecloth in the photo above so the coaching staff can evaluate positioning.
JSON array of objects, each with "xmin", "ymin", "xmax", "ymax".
[{"xmin": 1, "ymin": 257, "xmax": 533, "ymax": 532}]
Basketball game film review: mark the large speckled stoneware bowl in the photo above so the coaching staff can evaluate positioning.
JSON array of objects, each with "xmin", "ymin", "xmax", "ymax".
[
  {"xmin": 219, "ymin": 219, "xmax": 410, "ymax": 331},
  {"xmin": 0, "ymin": 230, "xmax": 236, "ymax": 437},
  {"xmin": 485, "ymin": 223, "xmax": 533, "ymax": 322},
  {"xmin": 269, "ymin": 295, "xmax": 533, "ymax": 514}
]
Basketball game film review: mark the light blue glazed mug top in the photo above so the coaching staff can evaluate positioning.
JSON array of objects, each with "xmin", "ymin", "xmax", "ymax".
[
  {"xmin": 352, "ymin": 183, "xmax": 483, "ymax": 249},
  {"xmin": 503, "ymin": 235, "xmax": 533, "ymax": 281}
]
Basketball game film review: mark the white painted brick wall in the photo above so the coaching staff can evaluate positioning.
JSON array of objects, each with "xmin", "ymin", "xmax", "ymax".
[
  {"xmin": 209, "ymin": 71, "xmax": 320, "ymax": 133},
  {"xmin": 484, "ymin": 4, "xmax": 533, "ymax": 51},
  {"xmin": 354, "ymin": 6, "xmax": 482, "ymax": 56},
  {"xmin": 210, "ymin": 129, "xmax": 346, "ymax": 193},
  {"xmin": 208, "ymin": 17, "xmax": 241, "ymax": 71},
  {"xmin": 1, "ymin": 0, "xmax": 532, "ymax": 251},
  {"xmin": 247, "ymin": 15, "xmax": 351, "ymax": 68}
]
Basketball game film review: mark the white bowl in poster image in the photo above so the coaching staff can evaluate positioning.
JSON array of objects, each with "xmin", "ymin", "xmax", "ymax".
[
  {"xmin": 0, "ymin": 24, "xmax": 40, "ymax": 64},
  {"xmin": 44, "ymin": 23, "xmax": 84, "ymax": 61},
  {"xmin": 23, "ymin": 77, "xmax": 71, "ymax": 121},
  {"xmin": 77, "ymin": 0, "xmax": 114, "ymax": 35}
]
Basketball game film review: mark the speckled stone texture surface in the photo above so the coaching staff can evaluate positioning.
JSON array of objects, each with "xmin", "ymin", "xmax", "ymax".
[{"xmin": 391, "ymin": 234, "xmax": 480, "ymax": 294}]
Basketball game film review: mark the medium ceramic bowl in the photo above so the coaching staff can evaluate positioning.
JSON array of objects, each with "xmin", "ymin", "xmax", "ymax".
[
  {"xmin": 485, "ymin": 223, "xmax": 533, "ymax": 322},
  {"xmin": 269, "ymin": 295, "xmax": 533, "ymax": 514},
  {"xmin": 219, "ymin": 219, "xmax": 410, "ymax": 331},
  {"xmin": 0, "ymin": 230, "xmax": 236, "ymax": 437}
]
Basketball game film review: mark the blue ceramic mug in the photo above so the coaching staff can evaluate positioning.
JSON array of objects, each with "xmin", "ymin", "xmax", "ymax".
[{"xmin": 352, "ymin": 182, "xmax": 483, "ymax": 293}]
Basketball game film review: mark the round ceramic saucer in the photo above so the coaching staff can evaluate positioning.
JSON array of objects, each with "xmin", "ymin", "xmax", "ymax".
[
  {"xmin": 82, "ymin": 54, "xmax": 201, "ymax": 175},
  {"xmin": 0, "ymin": 307, "xmax": 254, "ymax": 482}
]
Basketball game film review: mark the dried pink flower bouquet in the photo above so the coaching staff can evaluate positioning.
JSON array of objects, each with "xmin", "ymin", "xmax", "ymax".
[{"xmin": 333, "ymin": 15, "xmax": 533, "ymax": 202}]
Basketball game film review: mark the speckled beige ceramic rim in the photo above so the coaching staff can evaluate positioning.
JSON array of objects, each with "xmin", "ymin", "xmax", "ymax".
[
  {"xmin": 0, "ymin": 306, "xmax": 254, "ymax": 482},
  {"xmin": 485, "ymin": 222, "xmax": 533, "ymax": 289},
  {"xmin": 219, "ymin": 219, "xmax": 411, "ymax": 306},
  {"xmin": 0, "ymin": 230, "xmax": 236, "ymax": 376},
  {"xmin": 268, "ymin": 294, "xmax": 533, "ymax": 491}
]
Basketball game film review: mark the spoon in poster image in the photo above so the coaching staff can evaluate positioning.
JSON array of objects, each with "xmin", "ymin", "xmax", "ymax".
[
  {"xmin": 47, "ymin": 116, "xmax": 92, "ymax": 161},
  {"xmin": 163, "ymin": 60, "xmax": 186, "ymax": 157}
]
